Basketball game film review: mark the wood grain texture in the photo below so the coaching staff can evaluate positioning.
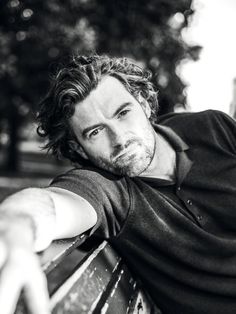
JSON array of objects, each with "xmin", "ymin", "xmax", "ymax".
[
  {"xmin": 15, "ymin": 238, "xmax": 159, "ymax": 314},
  {"xmin": 50, "ymin": 241, "xmax": 122, "ymax": 313}
]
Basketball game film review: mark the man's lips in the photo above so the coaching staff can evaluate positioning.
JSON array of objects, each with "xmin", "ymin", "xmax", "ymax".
[{"xmin": 114, "ymin": 143, "xmax": 140, "ymax": 161}]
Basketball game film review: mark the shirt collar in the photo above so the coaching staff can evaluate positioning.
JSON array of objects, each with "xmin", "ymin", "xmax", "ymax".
[
  {"xmin": 153, "ymin": 124, "xmax": 189, "ymax": 152},
  {"xmin": 144, "ymin": 123, "xmax": 193, "ymax": 186}
]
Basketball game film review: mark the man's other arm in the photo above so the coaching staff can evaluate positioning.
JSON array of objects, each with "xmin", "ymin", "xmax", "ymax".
[{"xmin": 0, "ymin": 187, "xmax": 97, "ymax": 314}]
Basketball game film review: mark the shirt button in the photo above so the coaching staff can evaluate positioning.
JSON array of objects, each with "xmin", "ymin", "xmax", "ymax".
[
  {"xmin": 197, "ymin": 215, "xmax": 203, "ymax": 221},
  {"xmin": 177, "ymin": 186, "xmax": 181, "ymax": 191},
  {"xmin": 187, "ymin": 199, "xmax": 193, "ymax": 205}
]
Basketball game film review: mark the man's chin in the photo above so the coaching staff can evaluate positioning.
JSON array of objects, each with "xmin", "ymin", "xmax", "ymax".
[
  {"xmin": 93, "ymin": 153, "xmax": 153, "ymax": 177},
  {"xmin": 112, "ymin": 162, "xmax": 148, "ymax": 177}
]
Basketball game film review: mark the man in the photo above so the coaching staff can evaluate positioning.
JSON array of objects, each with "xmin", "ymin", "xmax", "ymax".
[{"xmin": 0, "ymin": 55, "xmax": 236, "ymax": 314}]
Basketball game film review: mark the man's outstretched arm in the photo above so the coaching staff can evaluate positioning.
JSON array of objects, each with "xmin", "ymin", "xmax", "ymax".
[{"xmin": 0, "ymin": 187, "xmax": 97, "ymax": 314}]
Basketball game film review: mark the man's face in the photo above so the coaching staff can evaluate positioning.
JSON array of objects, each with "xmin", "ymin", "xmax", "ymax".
[{"xmin": 70, "ymin": 76, "xmax": 156, "ymax": 177}]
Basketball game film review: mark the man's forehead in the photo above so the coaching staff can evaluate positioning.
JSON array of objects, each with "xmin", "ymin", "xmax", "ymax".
[
  {"xmin": 94, "ymin": 75, "xmax": 129, "ymax": 98},
  {"xmin": 76, "ymin": 76, "xmax": 133, "ymax": 112}
]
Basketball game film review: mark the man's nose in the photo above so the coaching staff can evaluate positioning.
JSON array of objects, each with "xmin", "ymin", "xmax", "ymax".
[{"xmin": 109, "ymin": 126, "xmax": 126, "ymax": 148}]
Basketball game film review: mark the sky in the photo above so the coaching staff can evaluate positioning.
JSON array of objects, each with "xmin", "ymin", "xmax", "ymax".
[{"xmin": 180, "ymin": 0, "xmax": 236, "ymax": 113}]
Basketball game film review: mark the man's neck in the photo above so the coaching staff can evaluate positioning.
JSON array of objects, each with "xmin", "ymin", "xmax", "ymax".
[{"xmin": 140, "ymin": 133, "xmax": 176, "ymax": 181}]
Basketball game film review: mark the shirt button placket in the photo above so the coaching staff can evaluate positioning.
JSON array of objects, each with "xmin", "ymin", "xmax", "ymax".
[
  {"xmin": 186, "ymin": 200, "xmax": 203, "ymax": 224},
  {"xmin": 176, "ymin": 187, "xmax": 203, "ymax": 223}
]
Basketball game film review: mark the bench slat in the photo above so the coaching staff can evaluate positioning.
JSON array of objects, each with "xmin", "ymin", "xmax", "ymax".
[
  {"xmin": 40, "ymin": 236, "xmax": 85, "ymax": 274},
  {"xmin": 15, "ymin": 239, "xmax": 158, "ymax": 314},
  {"xmin": 50, "ymin": 241, "xmax": 123, "ymax": 313},
  {"xmin": 95, "ymin": 263, "xmax": 136, "ymax": 314},
  {"xmin": 128, "ymin": 288, "xmax": 161, "ymax": 314}
]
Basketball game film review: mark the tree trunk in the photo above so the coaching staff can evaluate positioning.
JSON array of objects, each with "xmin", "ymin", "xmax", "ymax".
[{"xmin": 6, "ymin": 106, "xmax": 19, "ymax": 172}]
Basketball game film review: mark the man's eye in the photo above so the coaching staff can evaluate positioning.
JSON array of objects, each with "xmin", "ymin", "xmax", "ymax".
[
  {"xmin": 89, "ymin": 127, "xmax": 103, "ymax": 138},
  {"xmin": 118, "ymin": 109, "xmax": 130, "ymax": 118},
  {"xmin": 89, "ymin": 129, "xmax": 99, "ymax": 138}
]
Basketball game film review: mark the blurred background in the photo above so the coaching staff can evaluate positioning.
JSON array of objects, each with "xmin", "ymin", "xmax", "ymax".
[{"xmin": 0, "ymin": 0, "xmax": 235, "ymax": 199}]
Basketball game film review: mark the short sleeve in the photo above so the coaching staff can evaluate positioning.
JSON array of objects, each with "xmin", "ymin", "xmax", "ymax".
[{"xmin": 50, "ymin": 167, "xmax": 131, "ymax": 238}]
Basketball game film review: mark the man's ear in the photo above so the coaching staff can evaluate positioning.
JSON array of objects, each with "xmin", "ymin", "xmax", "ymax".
[{"xmin": 138, "ymin": 94, "xmax": 151, "ymax": 118}]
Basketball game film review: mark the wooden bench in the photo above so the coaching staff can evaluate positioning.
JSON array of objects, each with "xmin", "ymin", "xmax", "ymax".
[{"xmin": 15, "ymin": 236, "xmax": 161, "ymax": 314}]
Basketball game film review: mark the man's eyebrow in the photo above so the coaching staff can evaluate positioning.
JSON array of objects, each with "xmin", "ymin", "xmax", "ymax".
[
  {"xmin": 111, "ymin": 102, "xmax": 133, "ymax": 118},
  {"xmin": 82, "ymin": 102, "xmax": 133, "ymax": 138},
  {"xmin": 82, "ymin": 123, "xmax": 102, "ymax": 138}
]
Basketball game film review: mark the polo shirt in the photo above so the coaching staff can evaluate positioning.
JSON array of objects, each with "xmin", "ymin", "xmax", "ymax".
[{"xmin": 51, "ymin": 110, "xmax": 236, "ymax": 314}]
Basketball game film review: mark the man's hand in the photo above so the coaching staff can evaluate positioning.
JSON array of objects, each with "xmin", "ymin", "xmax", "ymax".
[
  {"xmin": 0, "ymin": 216, "xmax": 50, "ymax": 314},
  {"xmin": 0, "ymin": 186, "xmax": 97, "ymax": 314}
]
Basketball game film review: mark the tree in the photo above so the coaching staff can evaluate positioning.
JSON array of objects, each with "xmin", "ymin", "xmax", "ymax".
[
  {"xmin": 0, "ymin": 0, "xmax": 93, "ymax": 171},
  {"xmin": 0, "ymin": 0, "xmax": 200, "ymax": 171},
  {"xmin": 79, "ymin": 0, "xmax": 201, "ymax": 114}
]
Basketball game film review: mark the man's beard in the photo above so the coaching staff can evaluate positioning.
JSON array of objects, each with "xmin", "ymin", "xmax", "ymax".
[{"xmin": 87, "ymin": 132, "xmax": 156, "ymax": 177}]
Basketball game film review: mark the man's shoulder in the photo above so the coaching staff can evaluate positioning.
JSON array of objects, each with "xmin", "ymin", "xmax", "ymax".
[
  {"xmin": 156, "ymin": 109, "xmax": 236, "ymax": 151},
  {"xmin": 157, "ymin": 109, "xmax": 225, "ymax": 126},
  {"xmin": 51, "ymin": 166, "xmax": 129, "ymax": 198},
  {"xmin": 53, "ymin": 166, "xmax": 126, "ymax": 186},
  {"xmin": 156, "ymin": 109, "xmax": 233, "ymax": 135}
]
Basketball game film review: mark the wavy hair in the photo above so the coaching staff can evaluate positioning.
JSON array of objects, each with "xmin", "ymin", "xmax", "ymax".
[{"xmin": 37, "ymin": 55, "xmax": 159, "ymax": 165}]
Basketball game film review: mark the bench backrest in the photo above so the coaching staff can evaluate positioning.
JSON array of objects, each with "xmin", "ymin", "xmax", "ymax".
[{"xmin": 16, "ymin": 236, "xmax": 160, "ymax": 314}]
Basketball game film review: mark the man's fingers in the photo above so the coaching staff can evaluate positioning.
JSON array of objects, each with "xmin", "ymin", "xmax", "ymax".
[
  {"xmin": 0, "ymin": 263, "xmax": 23, "ymax": 314},
  {"xmin": 0, "ymin": 239, "xmax": 7, "ymax": 267},
  {"xmin": 24, "ymin": 256, "xmax": 50, "ymax": 314},
  {"xmin": 0, "ymin": 248, "xmax": 50, "ymax": 314},
  {"xmin": 0, "ymin": 240, "xmax": 21, "ymax": 314}
]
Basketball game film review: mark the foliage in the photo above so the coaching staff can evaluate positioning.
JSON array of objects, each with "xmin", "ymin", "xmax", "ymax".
[
  {"xmin": 0, "ymin": 0, "xmax": 200, "ymax": 170},
  {"xmin": 82, "ymin": 0, "xmax": 201, "ymax": 113}
]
